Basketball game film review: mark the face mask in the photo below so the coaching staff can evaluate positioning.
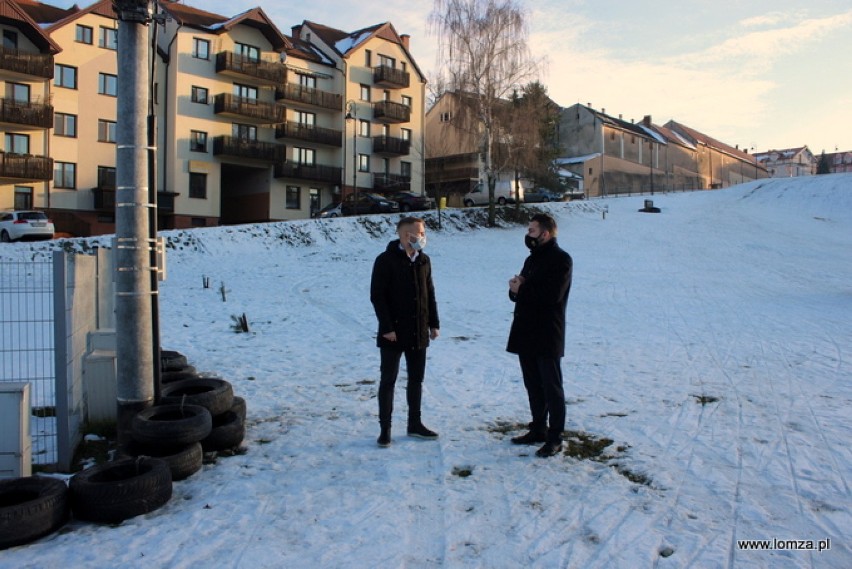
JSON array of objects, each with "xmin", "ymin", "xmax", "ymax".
[
  {"xmin": 409, "ymin": 235, "xmax": 427, "ymax": 251},
  {"xmin": 524, "ymin": 234, "xmax": 540, "ymax": 250}
]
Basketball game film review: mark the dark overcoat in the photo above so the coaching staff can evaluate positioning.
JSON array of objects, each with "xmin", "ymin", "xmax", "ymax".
[
  {"xmin": 371, "ymin": 239, "xmax": 440, "ymax": 350},
  {"xmin": 506, "ymin": 238, "xmax": 573, "ymax": 357}
]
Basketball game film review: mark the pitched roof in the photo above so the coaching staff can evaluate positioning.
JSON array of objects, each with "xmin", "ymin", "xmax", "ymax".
[
  {"xmin": 0, "ymin": 0, "xmax": 62, "ymax": 53},
  {"xmin": 666, "ymin": 120, "xmax": 763, "ymax": 165},
  {"xmin": 578, "ymin": 104, "xmax": 655, "ymax": 141},
  {"xmin": 13, "ymin": 0, "xmax": 78, "ymax": 24},
  {"xmin": 43, "ymin": 0, "xmax": 116, "ymax": 33}
]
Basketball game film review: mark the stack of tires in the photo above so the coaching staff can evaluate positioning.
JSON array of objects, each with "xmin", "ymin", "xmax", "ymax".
[{"xmin": 0, "ymin": 477, "xmax": 69, "ymax": 549}]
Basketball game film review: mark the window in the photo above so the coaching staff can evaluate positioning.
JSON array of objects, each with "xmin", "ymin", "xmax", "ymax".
[
  {"xmin": 359, "ymin": 119, "xmax": 370, "ymax": 137},
  {"xmin": 380, "ymin": 124, "xmax": 389, "ymax": 137},
  {"xmin": 401, "ymin": 128, "xmax": 411, "ymax": 142},
  {"xmin": 382, "ymin": 90, "xmax": 390, "ymax": 101},
  {"xmin": 365, "ymin": 49, "xmax": 372, "ymax": 67},
  {"xmin": 286, "ymin": 186, "xmax": 301, "ymax": 209},
  {"xmin": 98, "ymin": 166, "xmax": 116, "ymax": 189},
  {"xmin": 5, "ymin": 133, "xmax": 29, "ymax": 154},
  {"xmin": 309, "ymin": 188, "xmax": 320, "ymax": 214},
  {"xmin": 98, "ymin": 119, "xmax": 117, "ymax": 143},
  {"xmin": 54, "ymin": 162, "xmax": 76, "ymax": 189},
  {"xmin": 99, "ymin": 26, "xmax": 117, "ymax": 50},
  {"xmin": 295, "ymin": 111, "xmax": 315, "ymax": 126},
  {"xmin": 55, "ymin": 64, "xmax": 77, "ymax": 89},
  {"xmin": 76, "ymin": 24, "xmax": 93, "ymax": 44},
  {"xmin": 296, "ymin": 73, "xmax": 316, "ymax": 89},
  {"xmin": 439, "ymin": 112, "xmax": 452, "ymax": 123},
  {"xmin": 189, "ymin": 173, "xmax": 207, "ymax": 199},
  {"xmin": 191, "ymin": 86, "xmax": 208, "ymax": 104},
  {"xmin": 360, "ymin": 85, "xmax": 370, "ymax": 101},
  {"xmin": 401, "ymin": 61, "xmax": 407, "ymax": 73},
  {"xmin": 402, "ymin": 95, "xmax": 412, "ymax": 108},
  {"xmin": 192, "ymin": 38, "xmax": 210, "ymax": 60},
  {"xmin": 3, "ymin": 30, "xmax": 17, "ymax": 49},
  {"xmin": 99, "ymin": 73, "xmax": 118, "ymax": 96},
  {"xmin": 14, "ymin": 187, "xmax": 32, "ymax": 210},
  {"xmin": 379, "ymin": 54, "xmax": 395, "ymax": 68},
  {"xmin": 233, "ymin": 123, "xmax": 257, "ymax": 141},
  {"xmin": 54, "ymin": 113, "xmax": 77, "ymax": 137},
  {"xmin": 235, "ymin": 42, "xmax": 260, "ymax": 62},
  {"xmin": 233, "ymin": 83, "xmax": 258, "ymax": 101},
  {"xmin": 6, "ymin": 82, "xmax": 29, "ymax": 102},
  {"xmin": 358, "ymin": 154, "xmax": 370, "ymax": 172},
  {"xmin": 401, "ymin": 161, "xmax": 412, "ymax": 178},
  {"xmin": 190, "ymin": 130, "xmax": 207, "ymax": 152},
  {"xmin": 295, "ymin": 147, "xmax": 315, "ymax": 166}
]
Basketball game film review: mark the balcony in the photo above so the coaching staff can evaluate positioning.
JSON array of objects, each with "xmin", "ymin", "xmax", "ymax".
[
  {"xmin": 213, "ymin": 93, "xmax": 285, "ymax": 124},
  {"xmin": 372, "ymin": 172, "xmax": 411, "ymax": 192},
  {"xmin": 274, "ymin": 162, "xmax": 343, "ymax": 184},
  {"xmin": 275, "ymin": 121, "xmax": 342, "ymax": 147},
  {"xmin": 372, "ymin": 135, "xmax": 410, "ymax": 156},
  {"xmin": 275, "ymin": 83, "xmax": 342, "ymax": 111},
  {"xmin": 372, "ymin": 100, "xmax": 410, "ymax": 124},
  {"xmin": 215, "ymin": 51, "xmax": 286, "ymax": 85},
  {"xmin": 373, "ymin": 65, "xmax": 410, "ymax": 89},
  {"xmin": 0, "ymin": 151, "xmax": 52, "ymax": 181},
  {"xmin": 212, "ymin": 136, "xmax": 281, "ymax": 162},
  {"xmin": 0, "ymin": 98, "xmax": 53, "ymax": 129},
  {"xmin": 0, "ymin": 46, "xmax": 53, "ymax": 79}
]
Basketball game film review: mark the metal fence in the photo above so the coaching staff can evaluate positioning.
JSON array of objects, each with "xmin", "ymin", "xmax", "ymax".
[{"xmin": 0, "ymin": 259, "xmax": 57, "ymax": 465}]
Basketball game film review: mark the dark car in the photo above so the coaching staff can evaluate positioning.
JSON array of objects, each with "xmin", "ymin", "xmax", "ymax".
[
  {"xmin": 390, "ymin": 192, "xmax": 436, "ymax": 212},
  {"xmin": 523, "ymin": 188, "xmax": 566, "ymax": 203},
  {"xmin": 340, "ymin": 193, "xmax": 400, "ymax": 216}
]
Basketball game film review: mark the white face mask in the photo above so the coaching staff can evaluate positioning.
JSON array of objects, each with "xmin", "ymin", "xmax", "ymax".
[{"xmin": 409, "ymin": 235, "xmax": 427, "ymax": 251}]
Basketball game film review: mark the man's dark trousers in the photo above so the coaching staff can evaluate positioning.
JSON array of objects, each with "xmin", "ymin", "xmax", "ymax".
[
  {"xmin": 519, "ymin": 354, "xmax": 565, "ymax": 443},
  {"xmin": 378, "ymin": 347, "xmax": 427, "ymax": 428}
]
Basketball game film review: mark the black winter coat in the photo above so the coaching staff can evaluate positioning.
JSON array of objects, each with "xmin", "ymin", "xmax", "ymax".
[
  {"xmin": 506, "ymin": 238, "xmax": 573, "ymax": 357},
  {"xmin": 371, "ymin": 239, "xmax": 440, "ymax": 350}
]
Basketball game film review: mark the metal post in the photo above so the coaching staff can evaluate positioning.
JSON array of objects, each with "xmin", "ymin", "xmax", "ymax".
[
  {"xmin": 113, "ymin": 0, "xmax": 154, "ymax": 443},
  {"xmin": 346, "ymin": 100, "xmax": 358, "ymax": 205}
]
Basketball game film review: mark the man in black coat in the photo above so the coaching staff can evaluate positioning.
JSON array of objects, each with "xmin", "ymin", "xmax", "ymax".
[
  {"xmin": 370, "ymin": 216, "xmax": 440, "ymax": 447},
  {"xmin": 507, "ymin": 213, "xmax": 573, "ymax": 457}
]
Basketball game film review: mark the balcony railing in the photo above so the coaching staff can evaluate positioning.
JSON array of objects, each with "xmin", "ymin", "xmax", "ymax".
[
  {"xmin": 373, "ymin": 65, "xmax": 410, "ymax": 89},
  {"xmin": 212, "ymin": 136, "xmax": 281, "ymax": 162},
  {"xmin": 91, "ymin": 187, "xmax": 116, "ymax": 211},
  {"xmin": 372, "ymin": 172, "xmax": 411, "ymax": 192},
  {"xmin": 274, "ymin": 162, "xmax": 343, "ymax": 184},
  {"xmin": 275, "ymin": 83, "xmax": 342, "ymax": 111},
  {"xmin": 0, "ymin": 98, "xmax": 53, "ymax": 129},
  {"xmin": 0, "ymin": 151, "xmax": 52, "ymax": 181},
  {"xmin": 0, "ymin": 46, "xmax": 53, "ymax": 79},
  {"xmin": 372, "ymin": 100, "xmax": 411, "ymax": 123},
  {"xmin": 213, "ymin": 93, "xmax": 285, "ymax": 124},
  {"xmin": 372, "ymin": 135, "xmax": 410, "ymax": 156},
  {"xmin": 215, "ymin": 51, "xmax": 286, "ymax": 85},
  {"xmin": 275, "ymin": 121, "xmax": 342, "ymax": 147}
]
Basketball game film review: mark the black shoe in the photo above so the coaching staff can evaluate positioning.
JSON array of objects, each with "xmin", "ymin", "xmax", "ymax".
[
  {"xmin": 535, "ymin": 442, "xmax": 563, "ymax": 458},
  {"xmin": 511, "ymin": 431, "xmax": 547, "ymax": 445},
  {"xmin": 377, "ymin": 428, "xmax": 391, "ymax": 447},
  {"xmin": 407, "ymin": 423, "xmax": 438, "ymax": 439}
]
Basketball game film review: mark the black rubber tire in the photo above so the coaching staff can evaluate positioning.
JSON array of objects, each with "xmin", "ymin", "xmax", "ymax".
[
  {"xmin": 231, "ymin": 396, "xmax": 246, "ymax": 423},
  {"xmin": 0, "ymin": 230, "xmax": 11, "ymax": 243},
  {"xmin": 131, "ymin": 404, "xmax": 212, "ymax": 446},
  {"xmin": 201, "ymin": 411, "xmax": 246, "ymax": 452},
  {"xmin": 69, "ymin": 457, "xmax": 172, "ymax": 524},
  {"xmin": 160, "ymin": 367, "xmax": 198, "ymax": 384},
  {"xmin": 160, "ymin": 377, "xmax": 234, "ymax": 417},
  {"xmin": 119, "ymin": 441, "xmax": 203, "ymax": 482},
  {"xmin": 463, "ymin": 199, "xmax": 474, "ymax": 207},
  {"xmin": 0, "ymin": 477, "xmax": 69, "ymax": 550},
  {"xmin": 497, "ymin": 197, "xmax": 507, "ymax": 205},
  {"xmin": 160, "ymin": 350, "xmax": 188, "ymax": 371}
]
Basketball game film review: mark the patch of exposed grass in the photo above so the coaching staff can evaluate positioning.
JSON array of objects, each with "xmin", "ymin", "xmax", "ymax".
[{"xmin": 692, "ymin": 394, "xmax": 720, "ymax": 405}]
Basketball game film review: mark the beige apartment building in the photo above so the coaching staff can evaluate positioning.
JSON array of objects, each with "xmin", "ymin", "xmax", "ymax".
[{"xmin": 3, "ymin": 0, "xmax": 426, "ymax": 236}]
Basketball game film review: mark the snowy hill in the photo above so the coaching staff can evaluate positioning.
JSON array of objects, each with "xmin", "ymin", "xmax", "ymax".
[{"xmin": 1, "ymin": 174, "xmax": 851, "ymax": 568}]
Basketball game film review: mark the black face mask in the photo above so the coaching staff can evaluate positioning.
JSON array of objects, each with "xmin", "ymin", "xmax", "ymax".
[{"xmin": 525, "ymin": 234, "xmax": 540, "ymax": 250}]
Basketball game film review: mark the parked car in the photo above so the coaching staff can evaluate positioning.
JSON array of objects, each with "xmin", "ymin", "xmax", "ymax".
[
  {"xmin": 524, "ymin": 188, "xmax": 567, "ymax": 203},
  {"xmin": 340, "ymin": 193, "xmax": 400, "ymax": 216},
  {"xmin": 390, "ymin": 192, "xmax": 436, "ymax": 212},
  {"xmin": 462, "ymin": 179, "xmax": 530, "ymax": 207},
  {"xmin": 313, "ymin": 203, "xmax": 342, "ymax": 218},
  {"xmin": 0, "ymin": 210, "xmax": 55, "ymax": 242}
]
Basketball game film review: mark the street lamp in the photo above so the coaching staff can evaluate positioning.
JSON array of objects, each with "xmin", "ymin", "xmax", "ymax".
[{"xmin": 345, "ymin": 100, "xmax": 358, "ymax": 208}]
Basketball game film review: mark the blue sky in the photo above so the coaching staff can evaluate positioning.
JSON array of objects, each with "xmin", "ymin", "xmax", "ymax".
[{"xmin": 45, "ymin": 0, "xmax": 852, "ymax": 153}]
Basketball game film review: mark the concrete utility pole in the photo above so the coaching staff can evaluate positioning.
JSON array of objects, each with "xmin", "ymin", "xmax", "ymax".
[{"xmin": 113, "ymin": 0, "xmax": 154, "ymax": 441}]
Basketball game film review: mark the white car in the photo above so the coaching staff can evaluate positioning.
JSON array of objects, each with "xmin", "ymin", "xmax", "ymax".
[
  {"xmin": 0, "ymin": 210, "xmax": 55, "ymax": 242},
  {"xmin": 462, "ymin": 179, "xmax": 530, "ymax": 207}
]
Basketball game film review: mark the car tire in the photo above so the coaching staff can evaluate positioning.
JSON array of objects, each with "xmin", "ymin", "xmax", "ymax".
[
  {"xmin": 160, "ymin": 377, "xmax": 234, "ymax": 417},
  {"xmin": 0, "ymin": 477, "xmax": 69, "ymax": 550},
  {"xmin": 400, "ymin": 204, "xmax": 411, "ymax": 212},
  {"xmin": 463, "ymin": 199, "xmax": 474, "ymax": 207},
  {"xmin": 497, "ymin": 197, "xmax": 507, "ymax": 205},
  {"xmin": 160, "ymin": 367, "xmax": 198, "ymax": 385},
  {"xmin": 0, "ymin": 230, "xmax": 12, "ymax": 243},
  {"xmin": 160, "ymin": 350, "xmax": 188, "ymax": 372},
  {"xmin": 201, "ymin": 410, "xmax": 246, "ymax": 452},
  {"xmin": 69, "ymin": 457, "xmax": 172, "ymax": 524},
  {"xmin": 329, "ymin": 213, "xmax": 338, "ymax": 218},
  {"xmin": 231, "ymin": 396, "xmax": 247, "ymax": 423},
  {"xmin": 119, "ymin": 441, "xmax": 203, "ymax": 482},
  {"xmin": 131, "ymin": 404, "xmax": 212, "ymax": 446}
]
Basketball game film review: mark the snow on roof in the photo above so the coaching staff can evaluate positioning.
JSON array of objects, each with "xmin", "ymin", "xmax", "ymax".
[
  {"xmin": 335, "ymin": 30, "xmax": 373, "ymax": 54},
  {"xmin": 555, "ymin": 153, "xmax": 601, "ymax": 165}
]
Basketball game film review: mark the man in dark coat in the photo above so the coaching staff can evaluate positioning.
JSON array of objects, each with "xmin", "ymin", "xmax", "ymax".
[
  {"xmin": 370, "ymin": 216, "xmax": 440, "ymax": 447},
  {"xmin": 507, "ymin": 213, "xmax": 573, "ymax": 457}
]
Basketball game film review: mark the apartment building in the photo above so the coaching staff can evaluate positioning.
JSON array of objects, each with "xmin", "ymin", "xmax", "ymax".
[
  {"xmin": 0, "ymin": 0, "xmax": 61, "ymax": 213},
  {"xmin": 4, "ymin": 0, "xmax": 426, "ymax": 235},
  {"xmin": 753, "ymin": 146, "xmax": 816, "ymax": 178}
]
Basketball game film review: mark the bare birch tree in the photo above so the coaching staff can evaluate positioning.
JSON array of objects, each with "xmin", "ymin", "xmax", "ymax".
[{"xmin": 429, "ymin": 0, "xmax": 538, "ymax": 225}]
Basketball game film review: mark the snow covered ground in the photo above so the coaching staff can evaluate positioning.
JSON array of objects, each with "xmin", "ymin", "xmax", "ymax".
[{"xmin": 1, "ymin": 174, "xmax": 850, "ymax": 568}]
